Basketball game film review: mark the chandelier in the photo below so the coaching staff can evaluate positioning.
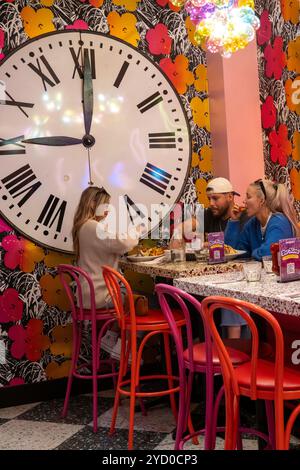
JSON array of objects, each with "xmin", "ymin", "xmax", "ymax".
[{"xmin": 171, "ymin": 0, "xmax": 260, "ymax": 58}]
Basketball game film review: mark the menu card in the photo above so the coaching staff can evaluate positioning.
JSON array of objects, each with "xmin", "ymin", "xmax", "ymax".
[
  {"xmin": 279, "ymin": 238, "xmax": 300, "ymax": 282},
  {"xmin": 208, "ymin": 232, "xmax": 225, "ymax": 264}
]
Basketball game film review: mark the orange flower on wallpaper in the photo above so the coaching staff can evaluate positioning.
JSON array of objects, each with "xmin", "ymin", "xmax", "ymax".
[
  {"xmin": 49, "ymin": 324, "xmax": 73, "ymax": 357},
  {"xmin": 280, "ymin": 0, "xmax": 300, "ymax": 25},
  {"xmin": 287, "ymin": 37, "xmax": 300, "ymax": 73},
  {"xmin": 45, "ymin": 360, "xmax": 71, "ymax": 380},
  {"xmin": 40, "ymin": 274, "xmax": 70, "ymax": 311},
  {"xmin": 290, "ymin": 168, "xmax": 300, "ymax": 200},
  {"xmin": 20, "ymin": 6, "xmax": 56, "ymax": 39},
  {"xmin": 190, "ymin": 97, "xmax": 210, "ymax": 131},
  {"xmin": 292, "ymin": 131, "xmax": 300, "ymax": 161},
  {"xmin": 195, "ymin": 178, "xmax": 210, "ymax": 207},
  {"xmin": 185, "ymin": 16, "xmax": 198, "ymax": 47},
  {"xmin": 194, "ymin": 64, "xmax": 208, "ymax": 94},
  {"xmin": 191, "ymin": 145, "xmax": 212, "ymax": 173},
  {"xmin": 107, "ymin": 11, "xmax": 139, "ymax": 47},
  {"xmin": 44, "ymin": 251, "xmax": 74, "ymax": 268},
  {"xmin": 21, "ymin": 240, "xmax": 45, "ymax": 273},
  {"xmin": 285, "ymin": 77, "xmax": 300, "ymax": 114},
  {"xmin": 112, "ymin": 0, "xmax": 140, "ymax": 10},
  {"xmin": 159, "ymin": 55, "xmax": 194, "ymax": 95},
  {"xmin": 40, "ymin": 0, "xmax": 55, "ymax": 6},
  {"xmin": 199, "ymin": 145, "xmax": 213, "ymax": 172}
]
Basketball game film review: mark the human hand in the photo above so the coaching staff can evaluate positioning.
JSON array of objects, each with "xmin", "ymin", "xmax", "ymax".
[{"xmin": 230, "ymin": 204, "xmax": 245, "ymax": 221}]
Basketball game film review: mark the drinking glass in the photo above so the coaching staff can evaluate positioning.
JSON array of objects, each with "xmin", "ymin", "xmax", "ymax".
[
  {"xmin": 262, "ymin": 255, "xmax": 273, "ymax": 274},
  {"xmin": 243, "ymin": 261, "xmax": 262, "ymax": 282}
]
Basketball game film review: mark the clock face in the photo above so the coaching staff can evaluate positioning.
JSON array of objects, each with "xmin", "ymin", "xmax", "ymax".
[{"xmin": 0, "ymin": 31, "xmax": 191, "ymax": 253}]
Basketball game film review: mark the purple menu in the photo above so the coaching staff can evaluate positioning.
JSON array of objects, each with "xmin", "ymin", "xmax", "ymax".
[
  {"xmin": 208, "ymin": 232, "xmax": 225, "ymax": 264},
  {"xmin": 279, "ymin": 238, "xmax": 300, "ymax": 282}
]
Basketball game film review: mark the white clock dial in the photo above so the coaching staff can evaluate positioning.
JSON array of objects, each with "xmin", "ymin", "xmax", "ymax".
[{"xmin": 0, "ymin": 31, "xmax": 191, "ymax": 253}]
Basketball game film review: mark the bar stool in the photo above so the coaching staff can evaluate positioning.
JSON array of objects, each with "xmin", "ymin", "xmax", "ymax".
[
  {"xmin": 102, "ymin": 265, "xmax": 186, "ymax": 450},
  {"xmin": 58, "ymin": 264, "xmax": 118, "ymax": 432},
  {"xmin": 203, "ymin": 295, "xmax": 300, "ymax": 450}
]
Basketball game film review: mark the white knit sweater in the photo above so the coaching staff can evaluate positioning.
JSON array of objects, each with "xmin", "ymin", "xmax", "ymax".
[{"xmin": 77, "ymin": 219, "xmax": 139, "ymax": 308}]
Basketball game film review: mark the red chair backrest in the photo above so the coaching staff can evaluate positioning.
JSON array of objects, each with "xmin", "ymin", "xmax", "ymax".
[
  {"xmin": 155, "ymin": 283, "xmax": 214, "ymax": 373},
  {"xmin": 58, "ymin": 264, "xmax": 97, "ymax": 321},
  {"xmin": 102, "ymin": 265, "xmax": 136, "ymax": 331},
  {"xmin": 202, "ymin": 296, "xmax": 284, "ymax": 401}
]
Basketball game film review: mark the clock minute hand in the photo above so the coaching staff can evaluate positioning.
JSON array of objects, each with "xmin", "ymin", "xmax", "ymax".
[
  {"xmin": 82, "ymin": 50, "xmax": 94, "ymax": 136},
  {"xmin": 22, "ymin": 136, "xmax": 83, "ymax": 146}
]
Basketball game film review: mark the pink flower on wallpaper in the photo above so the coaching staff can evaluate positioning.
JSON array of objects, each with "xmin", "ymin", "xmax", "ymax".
[
  {"xmin": 7, "ymin": 378, "xmax": 25, "ymax": 387},
  {"xmin": 1, "ymin": 234, "xmax": 24, "ymax": 270},
  {"xmin": 65, "ymin": 19, "xmax": 89, "ymax": 30},
  {"xmin": 256, "ymin": 10, "xmax": 272, "ymax": 46},
  {"xmin": 8, "ymin": 319, "xmax": 50, "ymax": 362},
  {"xmin": 264, "ymin": 37, "xmax": 286, "ymax": 80},
  {"xmin": 155, "ymin": 0, "xmax": 180, "ymax": 10},
  {"xmin": 146, "ymin": 24, "xmax": 172, "ymax": 56},
  {"xmin": 0, "ymin": 218, "xmax": 12, "ymax": 232},
  {"xmin": 269, "ymin": 124, "xmax": 292, "ymax": 167},
  {"xmin": 0, "ymin": 29, "xmax": 4, "ymax": 48},
  {"xmin": 0, "ymin": 288, "xmax": 23, "ymax": 323},
  {"xmin": 261, "ymin": 96, "xmax": 277, "ymax": 129}
]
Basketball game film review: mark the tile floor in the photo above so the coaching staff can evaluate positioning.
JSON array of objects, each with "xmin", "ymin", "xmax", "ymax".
[{"xmin": 1, "ymin": 388, "xmax": 298, "ymax": 450}]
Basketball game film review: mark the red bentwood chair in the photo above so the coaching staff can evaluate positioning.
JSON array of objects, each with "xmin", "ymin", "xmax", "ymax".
[
  {"xmin": 155, "ymin": 284, "xmax": 265, "ymax": 450},
  {"xmin": 203, "ymin": 296, "xmax": 300, "ymax": 450},
  {"xmin": 58, "ymin": 264, "xmax": 118, "ymax": 432},
  {"xmin": 102, "ymin": 265, "xmax": 186, "ymax": 450}
]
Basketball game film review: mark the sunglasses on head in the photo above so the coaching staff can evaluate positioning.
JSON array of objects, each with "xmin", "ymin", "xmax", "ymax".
[{"xmin": 254, "ymin": 179, "xmax": 267, "ymax": 199}]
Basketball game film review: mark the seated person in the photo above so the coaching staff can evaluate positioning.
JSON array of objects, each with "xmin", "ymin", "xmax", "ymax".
[{"xmin": 223, "ymin": 179, "xmax": 300, "ymax": 338}]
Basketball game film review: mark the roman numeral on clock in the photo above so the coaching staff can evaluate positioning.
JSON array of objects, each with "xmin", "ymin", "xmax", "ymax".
[
  {"xmin": 137, "ymin": 92, "xmax": 163, "ymax": 113},
  {"xmin": 0, "ymin": 136, "xmax": 25, "ymax": 155},
  {"xmin": 0, "ymin": 91, "xmax": 34, "ymax": 118},
  {"xmin": 148, "ymin": 132, "xmax": 176, "ymax": 149},
  {"xmin": 1, "ymin": 164, "xmax": 42, "ymax": 207},
  {"xmin": 123, "ymin": 194, "xmax": 146, "ymax": 225},
  {"xmin": 28, "ymin": 55, "xmax": 60, "ymax": 92},
  {"xmin": 140, "ymin": 163, "xmax": 171, "ymax": 196},
  {"xmin": 37, "ymin": 195, "xmax": 67, "ymax": 233},
  {"xmin": 113, "ymin": 61, "xmax": 129, "ymax": 88},
  {"xmin": 70, "ymin": 47, "xmax": 96, "ymax": 79}
]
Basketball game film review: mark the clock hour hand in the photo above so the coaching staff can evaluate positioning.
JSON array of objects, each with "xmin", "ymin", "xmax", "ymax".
[
  {"xmin": 82, "ymin": 49, "xmax": 94, "ymax": 136},
  {"xmin": 22, "ymin": 136, "xmax": 83, "ymax": 146}
]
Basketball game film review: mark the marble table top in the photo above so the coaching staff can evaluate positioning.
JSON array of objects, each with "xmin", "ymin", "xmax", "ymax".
[
  {"xmin": 119, "ymin": 258, "xmax": 243, "ymax": 279},
  {"xmin": 174, "ymin": 272, "xmax": 300, "ymax": 317}
]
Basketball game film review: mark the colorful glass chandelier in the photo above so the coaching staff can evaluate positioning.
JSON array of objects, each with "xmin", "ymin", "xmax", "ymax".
[{"xmin": 171, "ymin": 0, "xmax": 260, "ymax": 57}]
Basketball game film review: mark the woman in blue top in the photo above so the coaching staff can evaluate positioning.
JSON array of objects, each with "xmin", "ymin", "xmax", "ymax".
[{"xmin": 222, "ymin": 179, "xmax": 300, "ymax": 338}]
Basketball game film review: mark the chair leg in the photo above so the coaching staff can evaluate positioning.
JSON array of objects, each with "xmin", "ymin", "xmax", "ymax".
[
  {"xmin": 265, "ymin": 400, "xmax": 275, "ymax": 449},
  {"xmin": 284, "ymin": 403, "xmax": 300, "ymax": 450},
  {"xmin": 163, "ymin": 332, "xmax": 177, "ymax": 420},
  {"xmin": 109, "ymin": 330, "xmax": 127, "ymax": 435},
  {"xmin": 211, "ymin": 385, "xmax": 224, "ymax": 449},
  {"xmin": 274, "ymin": 398, "xmax": 285, "ymax": 450},
  {"xmin": 204, "ymin": 368, "xmax": 215, "ymax": 450},
  {"xmin": 92, "ymin": 321, "xmax": 98, "ymax": 433},
  {"xmin": 62, "ymin": 325, "xmax": 79, "ymax": 418}
]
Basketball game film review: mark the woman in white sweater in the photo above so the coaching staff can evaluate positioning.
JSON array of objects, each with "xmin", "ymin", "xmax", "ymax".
[{"xmin": 72, "ymin": 186, "xmax": 140, "ymax": 309}]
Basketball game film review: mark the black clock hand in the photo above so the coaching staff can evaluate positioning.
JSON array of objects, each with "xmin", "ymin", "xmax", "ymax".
[
  {"xmin": 22, "ymin": 136, "xmax": 83, "ymax": 146},
  {"xmin": 83, "ymin": 49, "xmax": 93, "ymax": 136}
]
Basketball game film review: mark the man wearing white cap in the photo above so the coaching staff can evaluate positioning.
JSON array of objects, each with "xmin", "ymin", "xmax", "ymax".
[{"xmin": 204, "ymin": 177, "xmax": 247, "ymax": 233}]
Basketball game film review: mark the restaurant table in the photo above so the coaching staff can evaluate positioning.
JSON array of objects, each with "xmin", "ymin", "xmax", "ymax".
[{"xmin": 119, "ymin": 258, "xmax": 244, "ymax": 279}]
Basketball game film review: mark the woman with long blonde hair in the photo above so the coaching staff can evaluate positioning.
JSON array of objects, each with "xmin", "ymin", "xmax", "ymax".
[
  {"xmin": 223, "ymin": 179, "xmax": 299, "ymax": 339},
  {"xmin": 225, "ymin": 178, "xmax": 299, "ymax": 261},
  {"xmin": 72, "ymin": 186, "xmax": 140, "ymax": 309}
]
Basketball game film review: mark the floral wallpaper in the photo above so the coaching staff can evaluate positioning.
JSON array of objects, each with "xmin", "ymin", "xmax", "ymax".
[
  {"xmin": 256, "ymin": 0, "xmax": 300, "ymax": 213},
  {"xmin": 0, "ymin": 0, "xmax": 298, "ymax": 387},
  {"xmin": 0, "ymin": 0, "xmax": 211, "ymax": 386}
]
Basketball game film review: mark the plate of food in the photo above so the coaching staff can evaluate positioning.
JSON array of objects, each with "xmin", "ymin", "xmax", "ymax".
[
  {"xmin": 224, "ymin": 244, "xmax": 247, "ymax": 260},
  {"xmin": 127, "ymin": 246, "xmax": 165, "ymax": 262}
]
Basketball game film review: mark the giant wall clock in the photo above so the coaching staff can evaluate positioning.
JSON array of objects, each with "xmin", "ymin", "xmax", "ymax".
[{"xmin": 0, "ymin": 30, "xmax": 191, "ymax": 253}]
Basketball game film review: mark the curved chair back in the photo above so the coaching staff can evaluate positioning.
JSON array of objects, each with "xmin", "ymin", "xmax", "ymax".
[
  {"xmin": 202, "ymin": 296, "xmax": 284, "ymax": 402},
  {"xmin": 155, "ymin": 283, "xmax": 213, "ymax": 373},
  {"xmin": 58, "ymin": 264, "xmax": 97, "ymax": 322}
]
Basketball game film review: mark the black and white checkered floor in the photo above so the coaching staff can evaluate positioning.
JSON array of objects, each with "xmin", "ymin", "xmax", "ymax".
[{"xmin": 1, "ymin": 388, "xmax": 299, "ymax": 450}]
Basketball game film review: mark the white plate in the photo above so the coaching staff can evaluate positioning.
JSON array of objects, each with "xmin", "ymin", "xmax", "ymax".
[
  {"xmin": 126, "ymin": 254, "xmax": 165, "ymax": 262},
  {"xmin": 225, "ymin": 250, "xmax": 247, "ymax": 261}
]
